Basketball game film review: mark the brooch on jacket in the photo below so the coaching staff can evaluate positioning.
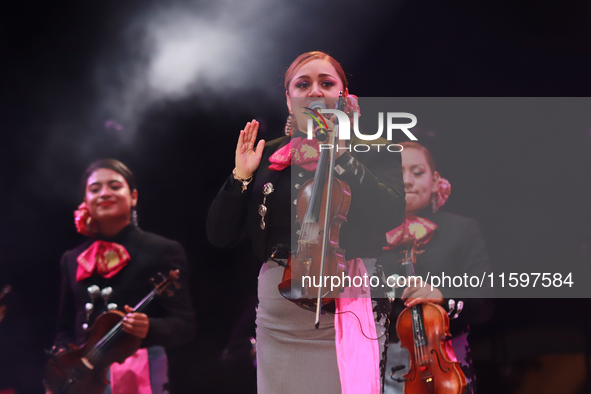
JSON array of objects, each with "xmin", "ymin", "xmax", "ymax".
[{"xmin": 259, "ymin": 182, "xmax": 274, "ymax": 229}]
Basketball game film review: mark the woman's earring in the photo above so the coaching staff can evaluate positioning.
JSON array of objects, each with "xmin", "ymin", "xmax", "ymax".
[
  {"xmin": 132, "ymin": 209, "xmax": 138, "ymax": 226},
  {"xmin": 284, "ymin": 113, "xmax": 292, "ymax": 136},
  {"xmin": 431, "ymin": 194, "xmax": 438, "ymax": 213}
]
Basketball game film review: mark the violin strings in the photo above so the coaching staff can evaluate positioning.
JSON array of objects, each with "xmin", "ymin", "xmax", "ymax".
[
  {"xmin": 85, "ymin": 322, "xmax": 123, "ymax": 363},
  {"xmin": 404, "ymin": 247, "xmax": 423, "ymax": 369},
  {"xmin": 416, "ymin": 312, "xmax": 426, "ymax": 367}
]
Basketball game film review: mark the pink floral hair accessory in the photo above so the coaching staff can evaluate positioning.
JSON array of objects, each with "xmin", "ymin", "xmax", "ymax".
[
  {"xmin": 345, "ymin": 94, "xmax": 360, "ymax": 117},
  {"xmin": 435, "ymin": 178, "xmax": 451, "ymax": 210},
  {"xmin": 74, "ymin": 202, "xmax": 98, "ymax": 236}
]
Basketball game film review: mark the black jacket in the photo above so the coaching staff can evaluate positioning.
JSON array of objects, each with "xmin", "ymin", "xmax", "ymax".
[
  {"xmin": 54, "ymin": 224, "xmax": 196, "ymax": 349},
  {"xmin": 380, "ymin": 208, "xmax": 494, "ymax": 335}
]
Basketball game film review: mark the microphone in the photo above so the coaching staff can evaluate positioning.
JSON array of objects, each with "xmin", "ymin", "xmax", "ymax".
[{"xmin": 308, "ymin": 101, "xmax": 328, "ymax": 141}]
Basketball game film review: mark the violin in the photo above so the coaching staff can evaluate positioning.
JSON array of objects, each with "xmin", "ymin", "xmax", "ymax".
[
  {"xmin": 278, "ymin": 92, "xmax": 350, "ymax": 323},
  {"xmin": 396, "ymin": 242, "xmax": 466, "ymax": 394},
  {"xmin": 44, "ymin": 270, "xmax": 181, "ymax": 394}
]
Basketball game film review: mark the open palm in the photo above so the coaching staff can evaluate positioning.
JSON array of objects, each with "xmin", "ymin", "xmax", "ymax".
[{"xmin": 235, "ymin": 120, "xmax": 265, "ymax": 179}]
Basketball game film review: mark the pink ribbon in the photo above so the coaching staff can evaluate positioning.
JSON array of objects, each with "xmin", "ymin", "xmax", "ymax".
[
  {"xmin": 76, "ymin": 240, "xmax": 130, "ymax": 282},
  {"xmin": 383, "ymin": 215, "xmax": 438, "ymax": 250}
]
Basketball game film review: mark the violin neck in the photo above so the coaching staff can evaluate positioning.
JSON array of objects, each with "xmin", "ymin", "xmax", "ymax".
[
  {"xmin": 410, "ymin": 304, "xmax": 428, "ymax": 347},
  {"xmin": 303, "ymin": 147, "xmax": 330, "ymax": 224},
  {"xmin": 132, "ymin": 289, "xmax": 158, "ymax": 314},
  {"xmin": 403, "ymin": 255, "xmax": 428, "ymax": 347},
  {"xmin": 303, "ymin": 94, "xmax": 345, "ymax": 225}
]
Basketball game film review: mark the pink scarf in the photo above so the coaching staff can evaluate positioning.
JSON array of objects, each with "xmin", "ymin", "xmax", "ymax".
[
  {"xmin": 110, "ymin": 348, "xmax": 152, "ymax": 394},
  {"xmin": 334, "ymin": 258, "xmax": 381, "ymax": 394},
  {"xmin": 268, "ymin": 137, "xmax": 321, "ymax": 171}
]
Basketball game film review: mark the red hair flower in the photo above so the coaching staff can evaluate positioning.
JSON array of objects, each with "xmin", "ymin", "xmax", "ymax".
[
  {"xmin": 345, "ymin": 94, "xmax": 360, "ymax": 117},
  {"xmin": 74, "ymin": 202, "xmax": 98, "ymax": 236},
  {"xmin": 435, "ymin": 178, "xmax": 451, "ymax": 210}
]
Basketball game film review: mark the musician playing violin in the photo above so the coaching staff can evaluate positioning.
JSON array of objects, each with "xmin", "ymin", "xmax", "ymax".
[
  {"xmin": 207, "ymin": 51, "xmax": 406, "ymax": 394},
  {"xmin": 380, "ymin": 142, "xmax": 493, "ymax": 394},
  {"xmin": 52, "ymin": 159, "xmax": 195, "ymax": 393}
]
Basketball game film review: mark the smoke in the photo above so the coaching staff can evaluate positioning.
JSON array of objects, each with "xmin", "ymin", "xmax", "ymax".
[
  {"xmin": 94, "ymin": 0, "xmax": 394, "ymax": 136},
  {"xmin": 25, "ymin": 0, "xmax": 399, "ymax": 201},
  {"xmin": 146, "ymin": 12, "xmax": 264, "ymax": 96},
  {"xmin": 95, "ymin": 0, "xmax": 302, "ymax": 135}
]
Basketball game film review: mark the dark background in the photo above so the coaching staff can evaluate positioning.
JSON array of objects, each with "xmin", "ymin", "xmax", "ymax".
[{"xmin": 1, "ymin": 0, "xmax": 591, "ymax": 393}]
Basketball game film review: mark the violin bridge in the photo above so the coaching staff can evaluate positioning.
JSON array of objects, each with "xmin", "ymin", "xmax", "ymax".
[
  {"xmin": 298, "ymin": 240, "xmax": 318, "ymax": 246},
  {"xmin": 302, "ymin": 258, "xmax": 312, "ymax": 277}
]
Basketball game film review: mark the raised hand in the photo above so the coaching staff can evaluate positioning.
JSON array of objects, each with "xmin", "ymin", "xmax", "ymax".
[{"xmin": 235, "ymin": 120, "xmax": 265, "ymax": 179}]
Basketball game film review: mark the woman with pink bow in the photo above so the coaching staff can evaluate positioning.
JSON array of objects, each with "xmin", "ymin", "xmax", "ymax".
[
  {"xmin": 52, "ymin": 159, "xmax": 195, "ymax": 394},
  {"xmin": 207, "ymin": 51, "xmax": 406, "ymax": 394},
  {"xmin": 381, "ymin": 142, "xmax": 493, "ymax": 394}
]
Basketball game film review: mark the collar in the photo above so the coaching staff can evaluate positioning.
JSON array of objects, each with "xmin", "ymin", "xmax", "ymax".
[{"xmin": 97, "ymin": 223, "xmax": 137, "ymax": 244}]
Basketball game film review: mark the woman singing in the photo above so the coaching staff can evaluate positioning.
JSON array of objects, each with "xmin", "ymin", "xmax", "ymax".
[
  {"xmin": 51, "ymin": 159, "xmax": 196, "ymax": 393},
  {"xmin": 380, "ymin": 142, "xmax": 493, "ymax": 394},
  {"xmin": 207, "ymin": 51, "xmax": 406, "ymax": 393}
]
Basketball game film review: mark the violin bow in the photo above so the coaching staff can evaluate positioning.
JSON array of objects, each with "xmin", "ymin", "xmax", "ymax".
[{"xmin": 314, "ymin": 91, "xmax": 344, "ymax": 329}]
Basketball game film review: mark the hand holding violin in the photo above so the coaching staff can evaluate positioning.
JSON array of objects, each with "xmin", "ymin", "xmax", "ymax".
[
  {"xmin": 401, "ymin": 278, "xmax": 444, "ymax": 307},
  {"xmin": 122, "ymin": 305, "xmax": 149, "ymax": 339}
]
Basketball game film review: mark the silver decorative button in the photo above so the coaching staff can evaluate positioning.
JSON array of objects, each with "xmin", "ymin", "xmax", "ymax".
[
  {"xmin": 298, "ymin": 172, "xmax": 304, "ymax": 177},
  {"xmin": 293, "ymin": 199, "xmax": 297, "ymax": 205},
  {"xmin": 87, "ymin": 285, "xmax": 100, "ymax": 300},
  {"xmin": 263, "ymin": 182, "xmax": 274, "ymax": 195},
  {"xmin": 100, "ymin": 287, "xmax": 113, "ymax": 302},
  {"xmin": 295, "ymin": 183, "xmax": 301, "ymax": 189}
]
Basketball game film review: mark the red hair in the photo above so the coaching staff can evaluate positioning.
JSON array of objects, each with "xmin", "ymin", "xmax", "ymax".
[
  {"xmin": 284, "ymin": 51, "xmax": 348, "ymax": 93},
  {"xmin": 399, "ymin": 141, "xmax": 437, "ymax": 173}
]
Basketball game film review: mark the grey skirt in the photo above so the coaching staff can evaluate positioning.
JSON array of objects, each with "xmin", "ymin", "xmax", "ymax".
[
  {"xmin": 255, "ymin": 260, "xmax": 342, "ymax": 394},
  {"xmin": 255, "ymin": 258, "xmax": 392, "ymax": 394}
]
